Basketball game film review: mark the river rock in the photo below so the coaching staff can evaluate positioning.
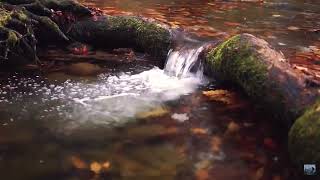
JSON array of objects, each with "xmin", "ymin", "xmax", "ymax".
[
  {"xmin": 204, "ymin": 33, "xmax": 319, "ymax": 126},
  {"xmin": 289, "ymin": 100, "xmax": 320, "ymax": 169},
  {"xmin": 67, "ymin": 62, "xmax": 102, "ymax": 76}
]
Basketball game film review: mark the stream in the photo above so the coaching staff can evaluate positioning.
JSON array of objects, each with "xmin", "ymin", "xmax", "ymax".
[
  {"xmin": 0, "ymin": 0, "xmax": 317, "ymax": 179},
  {"xmin": 0, "ymin": 44, "xmax": 295, "ymax": 180}
]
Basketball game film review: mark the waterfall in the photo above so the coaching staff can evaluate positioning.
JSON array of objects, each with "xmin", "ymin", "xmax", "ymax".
[{"xmin": 164, "ymin": 45, "xmax": 205, "ymax": 79}]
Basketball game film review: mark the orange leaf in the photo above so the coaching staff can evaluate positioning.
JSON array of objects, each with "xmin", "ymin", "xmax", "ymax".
[
  {"xmin": 90, "ymin": 161, "xmax": 102, "ymax": 174},
  {"xmin": 70, "ymin": 156, "xmax": 87, "ymax": 169},
  {"xmin": 211, "ymin": 136, "xmax": 222, "ymax": 153},
  {"xmin": 224, "ymin": 21, "xmax": 241, "ymax": 27},
  {"xmin": 225, "ymin": 121, "xmax": 241, "ymax": 135},
  {"xmin": 102, "ymin": 161, "xmax": 111, "ymax": 170},
  {"xmin": 195, "ymin": 169, "xmax": 209, "ymax": 180},
  {"xmin": 191, "ymin": 128, "xmax": 208, "ymax": 135}
]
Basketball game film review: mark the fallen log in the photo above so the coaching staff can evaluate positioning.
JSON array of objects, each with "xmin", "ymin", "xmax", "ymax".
[{"xmin": 67, "ymin": 15, "xmax": 172, "ymax": 59}]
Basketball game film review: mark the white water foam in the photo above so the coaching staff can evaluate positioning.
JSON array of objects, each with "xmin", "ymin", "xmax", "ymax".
[
  {"xmin": 61, "ymin": 45, "xmax": 207, "ymax": 128},
  {"xmin": 0, "ymin": 45, "xmax": 207, "ymax": 131}
]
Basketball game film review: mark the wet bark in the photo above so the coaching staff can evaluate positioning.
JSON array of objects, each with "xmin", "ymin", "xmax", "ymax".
[
  {"xmin": 67, "ymin": 16, "xmax": 172, "ymax": 59},
  {"xmin": 0, "ymin": 0, "xmax": 173, "ymax": 66}
]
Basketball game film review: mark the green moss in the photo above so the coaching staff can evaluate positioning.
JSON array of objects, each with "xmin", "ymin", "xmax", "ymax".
[
  {"xmin": 0, "ymin": 9, "xmax": 12, "ymax": 27},
  {"xmin": 7, "ymin": 30, "xmax": 18, "ymax": 47},
  {"xmin": 206, "ymin": 35, "xmax": 269, "ymax": 98},
  {"xmin": 108, "ymin": 16, "xmax": 171, "ymax": 58},
  {"xmin": 289, "ymin": 99, "xmax": 320, "ymax": 166},
  {"xmin": 0, "ymin": 8, "xmax": 30, "ymax": 27},
  {"xmin": 14, "ymin": 11, "xmax": 28, "ymax": 21}
]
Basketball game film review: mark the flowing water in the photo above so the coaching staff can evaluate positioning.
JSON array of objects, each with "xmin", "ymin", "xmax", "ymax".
[
  {"xmin": 0, "ymin": 45, "xmax": 206, "ymax": 133},
  {"xmin": 1, "ymin": 0, "xmax": 316, "ymax": 179},
  {"xmin": 0, "ymin": 45, "xmax": 296, "ymax": 180}
]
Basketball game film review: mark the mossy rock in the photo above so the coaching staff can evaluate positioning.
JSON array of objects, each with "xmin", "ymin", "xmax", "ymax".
[
  {"xmin": 0, "ymin": 7, "xmax": 36, "ymax": 65},
  {"xmin": 68, "ymin": 16, "xmax": 172, "ymax": 59},
  {"xmin": 289, "ymin": 100, "xmax": 320, "ymax": 167},
  {"xmin": 205, "ymin": 33, "xmax": 318, "ymax": 125}
]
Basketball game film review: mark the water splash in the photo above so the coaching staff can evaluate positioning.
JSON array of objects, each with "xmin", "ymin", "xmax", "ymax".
[
  {"xmin": 164, "ymin": 45, "xmax": 205, "ymax": 78},
  {"xmin": 0, "ymin": 44, "xmax": 208, "ymax": 132}
]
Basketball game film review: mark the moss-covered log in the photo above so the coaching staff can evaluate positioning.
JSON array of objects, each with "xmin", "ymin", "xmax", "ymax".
[
  {"xmin": 68, "ymin": 16, "xmax": 172, "ymax": 59},
  {"xmin": 0, "ymin": 0, "xmax": 91, "ymax": 66},
  {"xmin": 204, "ymin": 33, "xmax": 319, "ymax": 126},
  {"xmin": 1, "ymin": 0, "xmax": 172, "ymax": 65},
  {"xmin": 288, "ymin": 100, "xmax": 320, "ymax": 171}
]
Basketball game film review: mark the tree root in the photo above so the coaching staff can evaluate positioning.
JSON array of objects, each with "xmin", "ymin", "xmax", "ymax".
[{"xmin": 0, "ymin": 0, "xmax": 92, "ymax": 66}]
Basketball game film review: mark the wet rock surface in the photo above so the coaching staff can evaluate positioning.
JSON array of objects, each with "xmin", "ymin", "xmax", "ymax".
[
  {"xmin": 289, "ymin": 100, "xmax": 320, "ymax": 169},
  {"xmin": 204, "ymin": 33, "xmax": 319, "ymax": 126}
]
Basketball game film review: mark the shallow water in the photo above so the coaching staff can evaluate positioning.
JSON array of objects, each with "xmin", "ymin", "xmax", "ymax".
[{"xmin": 0, "ymin": 49, "xmax": 297, "ymax": 180}]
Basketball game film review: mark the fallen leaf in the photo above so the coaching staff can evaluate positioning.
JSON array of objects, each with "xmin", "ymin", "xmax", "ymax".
[
  {"xmin": 136, "ymin": 107, "xmax": 169, "ymax": 119},
  {"xmin": 202, "ymin": 90, "xmax": 235, "ymax": 104},
  {"xmin": 252, "ymin": 167, "xmax": 264, "ymax": 180},
  {"xmin": 272, "ymin": 175, "xmax": 282, "ymax": 180},
  {"xmin": 165, "ymin": 127, "xmax": 178, "ymax": 135},
  {"xmin": 191, "ymin": 128, "xmax": 208, "ymax": 135},
  {"xmin": 195, "ymin": 169, "xmax": 209, "ymax": 180},
  {"xmin": 225, "ymin": 121, "xmax": 241, "ymax": 135},
  {"xmin": 211, "ymin": 136, "xmax": 222, "ymax": 153},
  {"xmin": 224, "ymin": 21, "xmax": 242, "ymax": 27},
  {"xmin": 70, "ymin": 156, "xmax": 87, "ymax": 169},
  {"xmin": 102, "ymin": 161, "xmax": 111, "ymax": 170},
  {"xmin": 90, "ymin": 161, "xmax": 102, "ymax": 174},
  {"xmin": 263, "ymin": 137, "xmax": 277, "ymax": 150}
]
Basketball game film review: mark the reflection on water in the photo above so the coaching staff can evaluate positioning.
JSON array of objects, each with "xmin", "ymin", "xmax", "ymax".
[{"xmin": 81, "ymin": 0, "xmax": 320, "ymax": 76}]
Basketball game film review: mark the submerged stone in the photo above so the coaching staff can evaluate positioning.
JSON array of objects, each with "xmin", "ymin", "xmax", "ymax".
[{"xmin": 67, "ymin": 62, "xmax": 102, "ymax": 76}]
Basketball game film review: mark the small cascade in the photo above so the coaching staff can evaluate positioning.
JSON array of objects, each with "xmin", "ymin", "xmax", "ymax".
[
  {"xmin": 164, "ymin": 45, "xmax": 206, "ymax": 79},
  {"xmin": 0, "ymin": 42, "xmax": 209, "ymax": 130}
]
